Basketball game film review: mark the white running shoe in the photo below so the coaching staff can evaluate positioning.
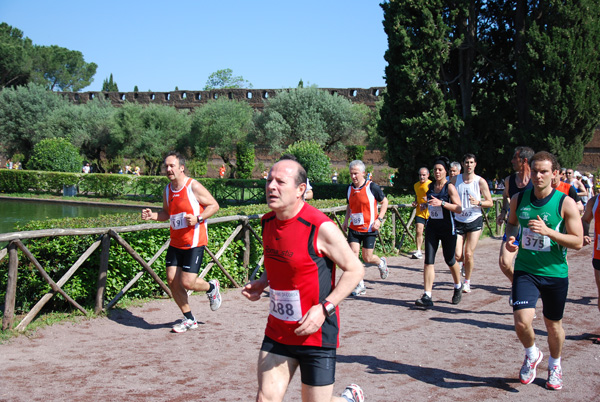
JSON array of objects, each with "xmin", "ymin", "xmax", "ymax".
[
  {"xmin": 207, "ymin": 279, "xmax": 222, "ymax": 311},
  {"xmin": 341, "ymin": 383, "xmax": 364, "ymax": 402},
  {"xmin": 412, "ymin": 250, "xmax": 423, "ymax": 259},
  {"xmin": 351, "ymin": 280, "xmax": 366, "ymax": 296},
  {"xmin": 463, "ymin": 282, "xmax": 471, "ymax": 293},
  {"xmin": 378, "ymin": 257, "xmax": 389, "ymax": 279},
  {"xmin": 546, "ymin": 365, "xmax": 563, "ymax": 390},
  {"xmin": 520, "ymin": 348, "xmax": 543, "ymax": 384},
  {"xmin": 172, "ymin": 318, "xmax": 198, "ymax": 333},
  {"xmin": 460, "ymin": 262, "xmax": 465, "ymax": 277}
]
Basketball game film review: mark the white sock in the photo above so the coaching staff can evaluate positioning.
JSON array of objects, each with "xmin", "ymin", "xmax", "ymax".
[
  {"xmin": 548, "ymin": 356, "xmax": 561, "ymax": 368},
  {"xmin": 525, "ymin": 345, "xmax": 539, "ymax": 361},
  {"xmin": 424, "ymin": 291, "xmax": 432, "ymax": 298},
  {"xmin": 464, "ymin": 279, "xmax": 470, "ymax": 285},
  {"xmin": 454, "ymin": 282, "xmax": 462, "ymax": 289}
]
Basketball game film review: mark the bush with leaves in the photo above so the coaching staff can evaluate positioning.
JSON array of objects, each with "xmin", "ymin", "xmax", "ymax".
[
  {"xmin": 284, "ymin": 141, "xmax": 332, "ymax": 183},
  {"xmin": 235, "ymin": 141, "xmax": 255, "ymax": 179},
  {"xmin": 27, "ymin": 137, "xmax": 82, "ymax": 173}
]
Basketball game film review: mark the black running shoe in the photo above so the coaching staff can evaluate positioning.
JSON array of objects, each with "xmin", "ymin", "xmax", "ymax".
[
  {"xmin": 452, "ymin": 283, "xmax": 464, "ymax": 304},
  {"xmin": 415, "ymin": 293, "xmax": 434, "ymax": 308}
]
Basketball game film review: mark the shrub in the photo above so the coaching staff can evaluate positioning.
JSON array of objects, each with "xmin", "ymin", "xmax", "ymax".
[
  {"xmin": 27, "ymin": 138, "xmax": 83, "ymax": 173},
  {"xmin": 284, "ymin": 141, "xmax": 332, "ymax": 183}
]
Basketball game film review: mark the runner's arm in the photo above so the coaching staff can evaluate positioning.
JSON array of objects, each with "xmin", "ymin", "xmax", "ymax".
[
  {"xmin": 581, "ymin": 195, "xmax": 597, "ymax": 246},
  {"xmin": 141, "ymin": 190, "xmax": 170, "ymax": 221},
  {"xmin": 527, "ymin": 196, "xmax": 583, "ymax": 250},
  {"xmin": 192, "ymin": 179, "xmax": 220, "ymax": 221},
  {"xmin": 478, "ymin": 177, "xmax": 494, "ymax": 208},
  {"xmin": 294, "ymin": 221, "xmax": 364, "ymax": 336}
]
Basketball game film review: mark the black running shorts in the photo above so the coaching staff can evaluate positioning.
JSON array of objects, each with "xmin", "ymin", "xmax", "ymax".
[
  {"xmin": 260, "ymin": 336, "xmax": 336, "ymax": 386},
  {"xmin": 512, "ymin": 270, "xmax": 569, "ymax": 321},
  {"xmin": 455, "ymin": 216, "xmax": 484, "ymax": 235},
  {"xmin": 165, "ymin": 246, "xmax": 205, "ymax": 274},
  {"xmin": 347, "ymin": 229, "xmax": 377, "ymax": 249}
]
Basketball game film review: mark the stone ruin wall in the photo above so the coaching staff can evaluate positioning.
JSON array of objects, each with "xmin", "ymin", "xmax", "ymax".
[{"xmin": 58, "ymin": 87, "xmax": 384, "ymax": 111}]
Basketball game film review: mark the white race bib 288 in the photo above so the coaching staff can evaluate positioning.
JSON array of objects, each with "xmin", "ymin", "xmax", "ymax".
[{"xmin": 269, "ymin": 289, "xmax": 302, "ymax": 321}]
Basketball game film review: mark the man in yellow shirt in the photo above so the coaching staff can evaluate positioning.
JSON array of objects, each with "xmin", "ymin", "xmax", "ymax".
[{"xmin": 412, "ymin": 167, "xmax": 431, "ymax": 259}]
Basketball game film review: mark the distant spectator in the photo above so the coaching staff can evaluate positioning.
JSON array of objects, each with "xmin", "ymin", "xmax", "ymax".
[
  {"xmin": 125, "ymin": 165, "xmax": 133, "ymax": 174},
  {"xmin": 262, "ymin": 170, "xmax": 268, "ymax": 179},
  {"xmin": 219, "ymin": 164, "xmax": 226, "ymax": 179},
  {"xmin": 82, "ymin": 163, "xmax": 91, "ymax": 174},
  {"xmin": 332, "ymin": 170, "xmax": 338, "ymax": 183},
  {"xmin": 134, "ymin": 166, "xmax": 141, "ymax": 176}
]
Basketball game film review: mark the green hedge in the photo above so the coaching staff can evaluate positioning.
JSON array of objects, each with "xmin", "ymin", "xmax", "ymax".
[
  {"xmin": 1, "ymin": 169, "xmax": 402, "ymax": 203},
  {"xmin": 0, "ymin": 203, "xmax": 269, "ymax": 315},
  {"xmin": 2, "ymin": 195, "xmax": 479, "ymax": 318}
]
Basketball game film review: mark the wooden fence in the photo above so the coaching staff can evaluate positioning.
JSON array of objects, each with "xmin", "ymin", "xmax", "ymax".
[{"xmin": 0, "ymin": 201, "xmax": 503, "ymax": 332}]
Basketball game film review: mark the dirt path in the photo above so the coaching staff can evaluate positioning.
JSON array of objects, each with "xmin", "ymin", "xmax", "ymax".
[{"xmin": 1, "ymin": 237, "xmax": 599, "ymax": 401}]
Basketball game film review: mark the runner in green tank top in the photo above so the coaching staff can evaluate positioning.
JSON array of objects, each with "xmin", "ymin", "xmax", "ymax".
[
  {"xmin": 504, "ymin": 151, "xmax": 583, "ymax": 391},
  {"xmin": 514, "ymin": 188, "xmax": 568, "ymax": 277}
]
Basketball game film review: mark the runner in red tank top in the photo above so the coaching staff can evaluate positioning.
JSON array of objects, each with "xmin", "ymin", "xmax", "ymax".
[
  {"xmin": 141, "ymin": 152, "xmax": 221, "ymax": 333},
  {"xmin": 582, "ymin": 194, "xmax": 600, "ymax": 314},
  {"xmin": 242, "ymin": 158, "xmax": 365, "ymax": 402}
]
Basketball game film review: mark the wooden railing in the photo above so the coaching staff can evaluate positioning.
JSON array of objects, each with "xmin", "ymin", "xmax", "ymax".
[{"xmin": 0, "ymin": 201, "xmax": 502, "ymax": 332}]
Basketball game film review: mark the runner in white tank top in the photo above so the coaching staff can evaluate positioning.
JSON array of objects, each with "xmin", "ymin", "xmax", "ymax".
[{"xmin": 450, "ymin": 154, "xmax": 493, "ymax": 293}]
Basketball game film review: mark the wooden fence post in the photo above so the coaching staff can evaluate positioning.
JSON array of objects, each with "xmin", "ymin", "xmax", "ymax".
[
  {"xmin": 95, "ymin": 234, "xmax": 111, "ymax": 314},
  {"xmin": 495, "ymin": 199, "xmax": 502, "ymax": 235},
  {"xmin": 2, "ymin": 242, "xmax": 18, "ymax": 331},
  {"xmin": 243, "ymin": 218, "xmax": 250, "ymax": 283}
]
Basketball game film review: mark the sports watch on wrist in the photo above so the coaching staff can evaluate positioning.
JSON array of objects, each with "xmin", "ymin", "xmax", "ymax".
[
  {"xmin": 322, "ymin": 300, "xmax": 336, "ymax": 317},
  {"xmin": 197, "ymin": 215, "xmax": 204, "ymax": 224}
]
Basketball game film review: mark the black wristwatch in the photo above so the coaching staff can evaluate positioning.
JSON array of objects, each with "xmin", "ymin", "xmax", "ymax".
[
  {"xmin": 197, "ymin": 215, "xmax": 204, "ymax": 224},
  {"xmin": 322, "ymin": 300, "xmax": 336, "ymax": 317}
]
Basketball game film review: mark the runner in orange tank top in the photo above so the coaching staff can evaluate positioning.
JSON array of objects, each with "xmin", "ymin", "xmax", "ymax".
[
  {"xmin": 342, "ymin": 160, "xmax": 389, "ymax": 296},
  {"xmin": 141, "ymin": 152, "xmax": 221, "ymax": 333}
]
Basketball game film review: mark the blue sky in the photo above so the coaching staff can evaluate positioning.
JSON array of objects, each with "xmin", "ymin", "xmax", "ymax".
[{"xmin": 1, "ymin": 1, "xmax": 388, "ymax": 92}]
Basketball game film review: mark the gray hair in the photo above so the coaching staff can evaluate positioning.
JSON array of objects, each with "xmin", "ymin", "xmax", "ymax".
[
  {"xmin": 419, "ymin": 167, "xmax": 429, "ymax": 175},
  {"xmin": 349, "ymin": 160, "xmax": 366, "ymax": 172},
  {"xmin": 450, "ymin": 161, "xmax": 461, "ymax": 171}
]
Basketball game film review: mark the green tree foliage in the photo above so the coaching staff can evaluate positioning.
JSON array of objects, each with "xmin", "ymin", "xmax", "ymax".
[
  {"xmin": 0, "ymin": 83, "xmax": 68, "ymax": 158},
  {"xmin": 379, "ymin": 0, "xmax": 600, "ymax": 185},
  {"xmin": 0, "ymin": 23, "xmax": 97, "ymax": 92},
  {"xmin": 203, "ymin": 68, "xmax": 253, "ymax": 90},
  {"xmin": 30, "ymin": 44, "xmax": 97, "ymax": 91},
  {"xmin": 235, "ymin": 141, "xmax": 255, "ymax": 179},
  {"xmin": 346, "ymin": 145, "xmax": 366, "ymax": 163},
  {"xmin": 379, "ymin": 1, "xmax": 463, "ymax": 187},
  {"xmin": 251, "ymin": 87, "xmax": 368, "ymax": 155},
  {"xmin": 27, "ymin": 137, "xmax": 82, "ymax": 172},
  {"xmin": 112, "ymin": 103, "xmax": 191, "ymax": 175},
  {"xmin": 0, "ymin": 22, "xmax": 33, "ymax": 89},
  {"xmin": 189, "ymin": 98, "xmax": 254, "ymax": 172},
  {"xmin": 514, "ymin": 1, "xmax": 600, "ymax": 168},
  {"xmin": 284, "ymin": 141, "xmax": 332, "ymax": 183},
  {"xmin": 101, "ymin": 73, "xmax": 119, "ymax": 92},
  {"xmin": 35, "ymin": 97, "xmax": 117, "ymax": 172}
]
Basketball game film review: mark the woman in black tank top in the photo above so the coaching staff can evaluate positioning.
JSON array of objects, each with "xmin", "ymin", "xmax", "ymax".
[{"xmin": 416, "ymin": 157, "xmax": 465, "ymax": 308}]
